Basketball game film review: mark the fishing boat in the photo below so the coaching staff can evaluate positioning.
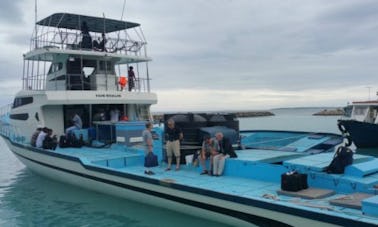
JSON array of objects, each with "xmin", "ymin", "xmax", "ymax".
[
  {"xmin": 338, "ymin": 100, "xmax": 378, "ymax": 148},
  {"xmin": 1, "ymin": 12, "xmax": 378, "ymax": 226}
]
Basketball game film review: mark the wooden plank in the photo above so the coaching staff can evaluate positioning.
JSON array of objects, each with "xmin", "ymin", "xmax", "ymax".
[
  {"xmin": 277, "ymin": 188, "xmax": 335, "ymax": 199},
  {"xmin": 330, "ymin": 193, "xmax": 374, "ymax": 209}
]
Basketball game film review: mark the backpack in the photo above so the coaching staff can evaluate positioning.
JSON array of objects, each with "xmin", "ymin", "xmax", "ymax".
[
  {"xmin": 59, "ymin": 135, "xmax": 70, "ymax": 148},
  {"xmin": 59, "ymin": 134, "xmax": 83, "ymax": 148},
  {"xmin": 326, "ymin": 146, "xmax": 353, "ymax": 174}
]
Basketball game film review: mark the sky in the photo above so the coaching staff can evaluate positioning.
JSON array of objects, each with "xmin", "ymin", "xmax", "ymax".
[{"xmin": 0, "ymin": 0, "xmax": 378, "ymax": 112}]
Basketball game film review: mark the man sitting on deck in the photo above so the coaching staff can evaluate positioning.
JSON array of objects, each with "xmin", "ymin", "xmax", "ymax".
[
  {"xmin": 65, "ymin": 113, "xmax": 83, "ymax": 136},
  {"xmin": 36, "ymin": 127, "xmax": 49, "ymax": 148},
  {"xmin": 30, "ymin": 127, "xmax": 42, "ymax": 147},
  {"xmin": 212, "ymin": 132, "xmax": 237, "ymax": 176}
]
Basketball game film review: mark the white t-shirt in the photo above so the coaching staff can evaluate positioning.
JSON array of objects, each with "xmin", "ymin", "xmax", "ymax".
[
  {"xmin": 110, "ymin": 109, "xmax": 120, "ymax": 122},
  {"xmin": 36, "ymin": 131, "xmax": 47, "ymax": 148}
]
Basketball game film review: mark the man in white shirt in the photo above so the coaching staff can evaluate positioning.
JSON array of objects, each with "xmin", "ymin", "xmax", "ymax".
[
  {"xmin": 65, "ymin": 113, "xmax": 83, "ymax": 135},
  {"xmin": 110, "ymin": 108, "xmax": 120, "ymax": 122},
  {"xmin": 36, "ymin": 127, "xmax": 48, "ymax": 148}
]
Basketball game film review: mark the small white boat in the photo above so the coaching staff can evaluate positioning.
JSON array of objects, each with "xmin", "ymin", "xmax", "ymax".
[{"xmin": 1, "ymin": 12, "xmax": 378, "ymax": 226}]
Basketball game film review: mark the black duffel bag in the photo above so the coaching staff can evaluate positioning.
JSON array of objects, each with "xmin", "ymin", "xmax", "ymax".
[{"xmin": 281, "ymin": 171, "xmax": 308, "ymax": 192}]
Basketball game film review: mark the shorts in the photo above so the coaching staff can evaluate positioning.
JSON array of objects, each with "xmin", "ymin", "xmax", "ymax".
[{"xmin": 166, "ymin": 140, "xmax": 180, "ymax": 157}]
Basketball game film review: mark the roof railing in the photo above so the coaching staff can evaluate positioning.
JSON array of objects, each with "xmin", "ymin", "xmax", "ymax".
[
  {"xmin": 22, "ymin": 72, "xmax": 151, "ymax": 92},
  {"xmin": 30, "ymin": 30, "xmax": 147, "ymax": 57}
]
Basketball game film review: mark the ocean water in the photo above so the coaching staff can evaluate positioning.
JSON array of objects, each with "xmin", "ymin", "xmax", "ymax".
[
  {"xmin": 0, "ymin": 137, "xmax": 230, "ymax": 227},
  {"xmin": 239, "ymin": 108, "xmax": 341, "ymax": 134},
  {"xmin": 1, "ymin": 108, "xmax": 377, "ymax": 226}
]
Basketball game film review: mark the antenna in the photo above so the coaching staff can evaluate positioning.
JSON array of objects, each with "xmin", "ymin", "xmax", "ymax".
[
  {"xmin": 121, "ymin": 0, "xmax": 126, "ymax": 21},
  {"xmin": 366, "ymin": 86, "xmax": 371, "ymax": 100},
  {"xmin": 113, "ymin": 0, "xmax": 127, "ymax": 52},
  {"xmin": 34, "ymin": 0, "xmax": 38, "ymax": 48},
  {"xmin": 103, "ymin": 12, "xmax": 106, "ymax": 34}
]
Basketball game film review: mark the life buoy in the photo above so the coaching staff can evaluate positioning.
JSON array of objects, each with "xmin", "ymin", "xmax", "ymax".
[
  {"xmin": 120, "ymin": 115, "xmax": 128, "ymax": 121},
  {"xmin": 118, "ymin": 76, "xmax": 128, "ymax": 88},
  {"xmin": 337, "ymin": 121, "xmax": 347, "ymax": 134}
]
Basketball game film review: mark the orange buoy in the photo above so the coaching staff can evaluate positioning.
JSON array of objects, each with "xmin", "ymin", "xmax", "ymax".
[{"xmin": 119, "ymin": 76, "xmax": 128, "ymax": 90}]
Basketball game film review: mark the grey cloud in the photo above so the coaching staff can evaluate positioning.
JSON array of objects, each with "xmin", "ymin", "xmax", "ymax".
[
  {"xmin": 2, "ymin": 0, "xmax": 378, "ymax": 109},
  {"xmin": 0, "ymin": 0, "xmax": 25, "ymax": 24}
]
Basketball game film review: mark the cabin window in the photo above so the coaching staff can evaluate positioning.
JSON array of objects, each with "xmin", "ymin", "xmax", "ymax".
[
  {"xmin": 136, "ymin": 105, "xmax": 150, "ymax": 121},
  {"xmin": 48, "ymin": 62, "xmax": 63, "ymax": 74},
  {"xmin": 354, "ymin": 107, "xmax": 368, "ymax": 116},
  {"xmin": 9, "ymin": 113, "xmax": 29, "ymax": 120},
  {"xmin": 83, "ymin": 67, "xmax": 95, "ymax": 77},
  {"xmin": 99, "ymin": 61, "xmax": 113, "ymax": 72},
  {"xmin": 12, "ymin": 97, "xmax": 33, "ymax": 109}
]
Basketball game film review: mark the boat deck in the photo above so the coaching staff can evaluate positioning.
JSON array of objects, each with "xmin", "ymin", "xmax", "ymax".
[{"xmin": 51, "ymin": 144, "xmax": 378, "ymax": 225}]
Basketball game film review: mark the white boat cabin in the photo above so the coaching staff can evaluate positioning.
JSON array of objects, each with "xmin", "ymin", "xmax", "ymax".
[
  {"xmin": 349, "ymin": 101, "xmax": 378, "ymax": 124},
  {"xmin": 9, "ymin": 13, "xmax": 157, "ymax": 142}
]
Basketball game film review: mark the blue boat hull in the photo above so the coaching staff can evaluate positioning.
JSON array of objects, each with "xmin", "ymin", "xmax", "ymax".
[{"xmin": 338, "ymin": 119, "xmax": 378, "ymax": 148}]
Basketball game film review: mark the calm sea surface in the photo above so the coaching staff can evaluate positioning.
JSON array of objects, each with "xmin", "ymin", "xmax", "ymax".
[{"xmin": 1, "ymin": 108, "xmax": 377, "ymax": 226}]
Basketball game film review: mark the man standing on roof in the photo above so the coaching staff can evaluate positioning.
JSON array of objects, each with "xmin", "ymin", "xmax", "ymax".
[
  {"xmin": 80, "ymin": 21, "xmax": 92, "ymax": 49},
  {"xmin": 128, "ymin": 66, "xmax": 136, "ymax": 91},
  {"xmin": 99, "ymin": 33, "xmax": 107, "ymax": 52}
]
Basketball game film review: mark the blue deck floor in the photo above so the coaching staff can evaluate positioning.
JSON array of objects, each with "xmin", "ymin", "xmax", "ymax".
[{"xmin": 51, "ymin": 145, "xmax": 378, "ymax": 225}]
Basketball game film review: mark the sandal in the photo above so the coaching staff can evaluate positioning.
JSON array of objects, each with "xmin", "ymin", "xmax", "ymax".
[{"xmin": 200, "ymin": 170, "xmax": 208, "ymax": 175}]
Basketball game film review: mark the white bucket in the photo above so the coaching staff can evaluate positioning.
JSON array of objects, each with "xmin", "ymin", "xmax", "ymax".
[{"xmin": 185, "ymin": 154, "xmax": 194, "ymax": 166}]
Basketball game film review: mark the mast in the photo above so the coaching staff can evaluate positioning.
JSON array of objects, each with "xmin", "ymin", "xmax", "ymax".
[{"xmin": 34, "ymin": 0, "xmax": 38, "ymax": 48}]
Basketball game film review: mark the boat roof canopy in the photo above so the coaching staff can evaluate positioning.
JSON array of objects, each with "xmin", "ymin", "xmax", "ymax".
[{"xmin": 36, "ymin": 13, "xmax": 140, "ymax": 33}]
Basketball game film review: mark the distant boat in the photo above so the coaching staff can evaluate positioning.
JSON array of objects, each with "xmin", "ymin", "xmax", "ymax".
[{"xmin": 338, "ymin": 100, "xmax": 378, "ymax": 148}]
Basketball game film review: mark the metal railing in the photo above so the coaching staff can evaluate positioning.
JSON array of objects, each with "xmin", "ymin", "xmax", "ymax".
[
  {"xmin": 23, "ymin": 73, "xmax": 151, "ymax": 92},
  {"xmin": 30, "ymin": 31, "xmax": 148, "ymax": 57},
  {"xmin": 23, "ymin": 28, "xmax": 152, "ymax": 93}
]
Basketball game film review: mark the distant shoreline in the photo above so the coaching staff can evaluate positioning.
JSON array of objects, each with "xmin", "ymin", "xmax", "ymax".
[
  {"xmin": 152, "ymin": 111, "xmax": 274, "ymax": 121},
  {"xmin": 313, "ymin": 108, "xmax": 344, "ymax": 116}
]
